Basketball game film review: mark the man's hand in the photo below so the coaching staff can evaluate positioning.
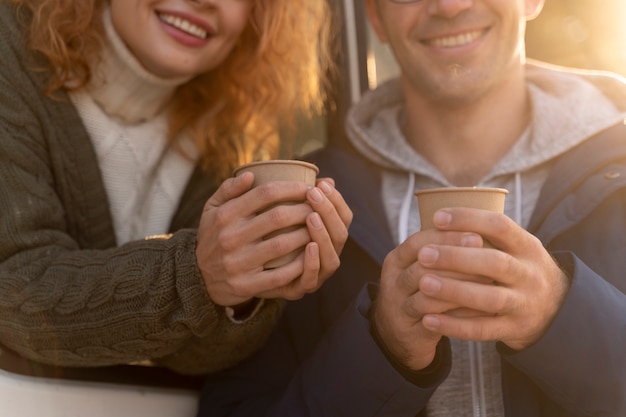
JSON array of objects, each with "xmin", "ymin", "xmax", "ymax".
[
  {"xmin": 417, "ymin": 208, "xmax": 570, "ymax": 351},
  {"xmin": 374, "ymin": 228, "xmax": 484, "ymax": 370}
]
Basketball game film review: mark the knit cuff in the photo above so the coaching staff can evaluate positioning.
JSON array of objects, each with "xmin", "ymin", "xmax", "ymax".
[{"xmin": 225, "ymin": 298, "xmax": 265, "ymax": 323}]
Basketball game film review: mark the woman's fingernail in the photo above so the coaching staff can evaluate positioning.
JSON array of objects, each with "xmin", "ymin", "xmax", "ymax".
[
  {"xmin": 236, "ymin": 171, "xmax": 252, "ymax": 183},
  {"xmin": 309, "ymin": 188, "xmax": 323, "ymax": 203},
  {"xmin": 319, "ymin": 181, "xmax": 333, "ymax": 195},
  {"xmin": 308, "ymin": 242, "xmax": 319, "ymax": 257},
  {"xmin": 309, "ymin": 212, "xmax": 323, "ymax": 229}
]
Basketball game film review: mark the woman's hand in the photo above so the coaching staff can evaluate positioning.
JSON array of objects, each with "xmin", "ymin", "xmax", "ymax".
[
  {"xmin": 279, "ymin": 178, "xmax": 352, "ymax": 298},
  {"xmin": 195, "ymin": 172, "xmax": 352, "ymax": 306}
]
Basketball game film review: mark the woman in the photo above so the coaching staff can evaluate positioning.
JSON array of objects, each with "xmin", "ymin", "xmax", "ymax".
[{"xmin": 0, "ymin": 0, "xmax": 350, "ymax": 375}]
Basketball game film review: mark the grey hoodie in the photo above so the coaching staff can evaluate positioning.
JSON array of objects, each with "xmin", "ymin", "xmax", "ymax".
[{"xmin": 344, "ymin": 61, "xmax": 626, "ymax": 417}]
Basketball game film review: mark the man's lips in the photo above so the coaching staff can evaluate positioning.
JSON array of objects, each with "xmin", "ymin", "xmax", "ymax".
[{"xmin": 424, "ymin": 29, "xmax": 485, "ymax": 48}]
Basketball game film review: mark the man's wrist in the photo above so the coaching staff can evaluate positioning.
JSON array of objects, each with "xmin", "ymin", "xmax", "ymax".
[{"xmin": 368, "ymin": 303, "xmax": 450, "ymax": 387}]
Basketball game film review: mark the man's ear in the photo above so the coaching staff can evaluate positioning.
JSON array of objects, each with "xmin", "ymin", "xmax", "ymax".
[
  {"xmin": 525, "ymin": 0, "xmax": 545, "ymax": 20},
  {"xmin": 365, "ymin": 0, "xmax": 388, "ymax": 43}
]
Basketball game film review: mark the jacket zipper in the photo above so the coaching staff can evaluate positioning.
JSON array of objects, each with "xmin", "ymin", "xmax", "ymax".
[{"xmin": 469, "ymin": 341, "xmax": 487, "ymax": 417}]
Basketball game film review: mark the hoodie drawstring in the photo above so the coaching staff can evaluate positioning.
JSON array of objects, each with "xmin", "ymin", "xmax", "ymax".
[
  {"xmin": 398, "ymin": 173, "xmax": 416, "ymax": 244},
  {"xmin": 514, "ymin": 172, "xmax": 523, "ymax": 225}
]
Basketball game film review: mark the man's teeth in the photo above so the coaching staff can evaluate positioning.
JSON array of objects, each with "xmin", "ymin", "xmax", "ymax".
[
  {"xmin": 430, "ymin": 30, "xmax": 481, "ymax": 48},
  {"xmin": 158, "ymin": 13, "xmax": 208, "ymax": 39}
]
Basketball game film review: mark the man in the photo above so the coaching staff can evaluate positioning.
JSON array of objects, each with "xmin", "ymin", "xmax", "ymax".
[{"xmin": 197, "ymin": 0, "xmax": 626, "ymax": 415}]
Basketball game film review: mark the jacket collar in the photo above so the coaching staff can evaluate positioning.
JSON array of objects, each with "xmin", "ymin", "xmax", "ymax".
[{"xmin": 529, "ymin": 121, "xmax": 626, "ymax": 241}]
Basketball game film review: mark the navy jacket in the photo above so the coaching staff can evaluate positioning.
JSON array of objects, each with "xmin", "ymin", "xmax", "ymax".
[{"xmin": 198, "ymin": 123, "xmax": 626, "ymax": 416}]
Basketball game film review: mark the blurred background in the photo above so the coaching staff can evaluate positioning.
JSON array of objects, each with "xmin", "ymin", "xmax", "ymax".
[{"xmin": 526, "ymin": 0, "xmax": 626, "ymax": 76}]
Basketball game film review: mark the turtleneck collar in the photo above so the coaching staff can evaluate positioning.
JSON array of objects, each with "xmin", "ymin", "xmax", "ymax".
[{"xmin": 87, "ymin": 7, "xmax": 192, "ymax": 124}]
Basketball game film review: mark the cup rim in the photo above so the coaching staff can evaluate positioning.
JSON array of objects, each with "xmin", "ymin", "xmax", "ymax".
[
  {"xmin": 415, "ymin": 186, "xmax": 509, "ymax": 196},
  {"xmin": 233, "ymin": 159, "xmax": 319, "ymax": 177}
]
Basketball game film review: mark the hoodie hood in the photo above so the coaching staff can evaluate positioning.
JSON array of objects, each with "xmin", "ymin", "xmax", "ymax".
[{"xmin": 346, "ymin": 60, "xmax": 626, "ymax": 184}]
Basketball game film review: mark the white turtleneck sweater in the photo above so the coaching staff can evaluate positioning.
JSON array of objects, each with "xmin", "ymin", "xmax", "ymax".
[{"xmin": 69, "ymin": 8, "xmax": 199, "ymax": 245}]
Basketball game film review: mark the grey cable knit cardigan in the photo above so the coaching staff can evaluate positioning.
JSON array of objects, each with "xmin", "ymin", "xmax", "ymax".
[{"xmin": 0, "ymin": 3, "xmax": 283, "ymax": 375}]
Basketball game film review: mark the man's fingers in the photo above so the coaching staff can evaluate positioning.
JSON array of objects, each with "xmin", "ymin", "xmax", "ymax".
[{"xmin": 394, "ymin": 230, "xmax": 483, "ymax": 269}]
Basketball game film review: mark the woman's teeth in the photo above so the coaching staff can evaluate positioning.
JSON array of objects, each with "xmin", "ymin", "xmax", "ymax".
[{"xmin": 158, "ymin": 13, "xmax": 208, "ymax": 39}]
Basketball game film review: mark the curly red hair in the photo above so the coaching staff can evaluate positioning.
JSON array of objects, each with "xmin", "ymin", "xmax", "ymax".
[{"xmin": 11, "ymin": 0, "xmax": 334, "ymax": 180}]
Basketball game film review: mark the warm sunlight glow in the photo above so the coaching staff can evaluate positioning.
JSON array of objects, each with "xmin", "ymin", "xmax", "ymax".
[
  {"xmin": 366, "ymin": 0, "xmax": 626, "ymax": 90},
  {"xmin": 526, "ymin": 0, "xmax": 626, "ymax": 76},
  {"xmin": 367, "ymin": 51, "xmax": 378, "ymax": 90}
]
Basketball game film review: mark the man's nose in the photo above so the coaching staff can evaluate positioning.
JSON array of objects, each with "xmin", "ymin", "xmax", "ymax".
[{"xmin": 427, "ymin": 0, "xmax": 473, "ymax": 18}]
